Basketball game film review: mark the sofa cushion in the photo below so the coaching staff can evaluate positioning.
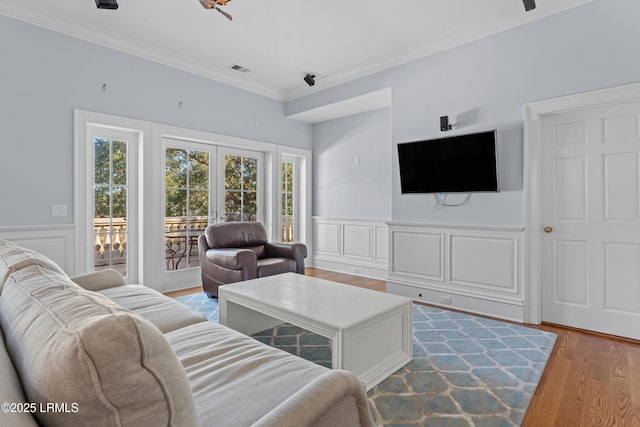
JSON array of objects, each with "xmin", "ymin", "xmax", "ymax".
[
  {"xmin": 257, "ymin": 258, "xmax": 297, "ymax": 277},
  {"xmin": 165, "ymin": 320, "xmax": 331, "ymax": 427},
  {"xmin": 0, "ymin": 239, "xmax": 66, "ymax": 293},
  {"xmin": 99, "ymin": 284, "xmax": 206, "ymax": 333},
  {"xmin": 0, "ymin": 265, "xmax": 200, "ymax": 427}
]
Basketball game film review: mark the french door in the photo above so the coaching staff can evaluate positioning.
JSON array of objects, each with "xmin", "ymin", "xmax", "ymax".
[
  {"xmin": 162, "ymin": 139, "xmax": 264, "ymax": 276},
  {"xmin": 86, "ymin": 125, "xmax": 139, "ymax": 282}
]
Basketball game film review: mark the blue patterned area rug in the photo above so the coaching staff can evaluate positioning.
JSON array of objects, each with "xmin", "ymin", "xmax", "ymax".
[{"xmin": 174, "ymin": 293, "xmax": 556, "ymax": 427}]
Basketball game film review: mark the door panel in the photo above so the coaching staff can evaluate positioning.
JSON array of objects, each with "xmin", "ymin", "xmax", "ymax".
[
  {"xmin": 218, "ymin": 148, "xmax": 264, "ymax": 223},
  {"xmin": 164, "ymin": 144, "xmax": 212, "ymax": 272},
  {"xmin": 88, "ymin": 126, "xmax": 139, "ymax": 282},
  {"xmin": 541, "ymin": 102, "xmax": 640, "ymax": 339}
]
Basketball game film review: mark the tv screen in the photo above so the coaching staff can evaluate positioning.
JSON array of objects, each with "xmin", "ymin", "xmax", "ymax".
[{"xmin": 397, "ymin": 130, "xmax": 499, "ymax": 194}]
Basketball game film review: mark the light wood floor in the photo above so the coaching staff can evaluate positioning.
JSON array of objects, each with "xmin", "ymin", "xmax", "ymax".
[{"xmin": 165, "ymin": 268, "xmax": 640, "ymax": 425}]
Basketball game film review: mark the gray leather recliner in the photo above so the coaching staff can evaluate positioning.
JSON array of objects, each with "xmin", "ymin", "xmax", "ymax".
[{"xmin": 198, "ymin": 222, "xmax": 307, "ymax": 298}]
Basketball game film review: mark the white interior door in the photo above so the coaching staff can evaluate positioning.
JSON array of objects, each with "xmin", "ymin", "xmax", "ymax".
[{"xmin": 541, "ymin": 101, "xmax": 640, "ymax": 339}]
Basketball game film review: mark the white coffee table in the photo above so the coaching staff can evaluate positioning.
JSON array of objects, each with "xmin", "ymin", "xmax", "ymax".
[{"xmin": 219, "ymin": 272, "xmax": 413, "ymax": 390}]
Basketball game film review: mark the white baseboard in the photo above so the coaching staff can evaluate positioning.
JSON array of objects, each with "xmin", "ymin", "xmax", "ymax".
[
  {"xmin": 387, "ymin": 279, "xmax": 525, "ymax": 323},
  {"xmin": 312, "ymin": 257, "xmax": 388, "ymax": 280}
]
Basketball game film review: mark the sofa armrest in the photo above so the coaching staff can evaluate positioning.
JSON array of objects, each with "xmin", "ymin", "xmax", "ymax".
[
  {"xmin": 253, "ymin": 370, "xmax": 376, "ymax": 427},
  {"xmin": 70, "ymin": 269, "xmax": 126, "ymax": 291},
  {"xmin": 264, "ymin": 242, "xmax": 307, "ymax": 274}
]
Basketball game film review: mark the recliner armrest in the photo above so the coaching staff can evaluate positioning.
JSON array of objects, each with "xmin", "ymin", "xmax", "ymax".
[
  {"xmin": 264, "ymin": 242, "xmax": 307, "ymax": 274},
  {"xmin": 205, "ymin": 248, "xmax": 257, "ymax": 271},
  {"xmin": 264, "ymin": 242, "xmax": 307, "ymax": 259}
]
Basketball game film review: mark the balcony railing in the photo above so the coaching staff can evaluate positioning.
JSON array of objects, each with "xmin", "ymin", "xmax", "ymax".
[{"xmin": 94, "ymin": 216, "xmax": 296, "ymax": 272}]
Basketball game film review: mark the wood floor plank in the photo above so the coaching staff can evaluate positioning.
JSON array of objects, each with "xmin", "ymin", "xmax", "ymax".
[{"xmin": 522, "ymin": 331, "xmax": 572, "ymax": 426}]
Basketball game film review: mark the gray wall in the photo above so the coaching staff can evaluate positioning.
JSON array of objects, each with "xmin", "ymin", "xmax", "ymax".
[
  {"xmin": 295, "ymin": 0, "xmax": 640, "ymax": 226},
  {"xmin": 312, "ymin": 108, "xmax": 391, "ymax": 220},
  {"xmin": 0, "ymin": 16, "xmax": 312, "ymax": 227}
]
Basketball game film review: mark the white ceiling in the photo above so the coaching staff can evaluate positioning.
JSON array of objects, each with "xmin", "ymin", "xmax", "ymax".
[{"xmin": 0, "ymin": 0, "xmax": 592, "ymax": 101}]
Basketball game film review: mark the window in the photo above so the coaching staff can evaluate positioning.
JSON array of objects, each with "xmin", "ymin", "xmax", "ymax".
[
  {"xmin": 94, "ymin": 137, "xmax": 129, "ymax": 275},
  {"xmin": 281, "ymin": 161, "xmax": 295, "ymax": 242}
]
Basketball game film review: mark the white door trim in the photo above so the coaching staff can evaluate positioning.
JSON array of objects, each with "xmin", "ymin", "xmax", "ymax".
[{"xmin": 524, "ymin": 81, "xmax": 640, "ymax": 324}]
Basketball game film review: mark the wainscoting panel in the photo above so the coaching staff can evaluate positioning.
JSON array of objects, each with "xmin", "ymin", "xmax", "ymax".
[
  {"xmin": 387, "ymin": 223, "xmax": 525, "ymax": 322},
  {"xmin": 312, "ymin": 218, "xmax": 388, "ymax": 280},
  {"xmin": 343, "ymin": 224, "xmax": 372, "ymax": 259},
  {"xmin": 391, "ymin": 230, "xmax": 444, "ymax": 281},
  {"xmin": 314, "ymin": 222, "xmax": 341, "ymax": 257},
  {"xmin": 0, "ymin": 225, "xmax": 75, "ymax": 274},
  {"xmin": 449, "ymin": 234, "xmax": 518, "ymax": 293}
]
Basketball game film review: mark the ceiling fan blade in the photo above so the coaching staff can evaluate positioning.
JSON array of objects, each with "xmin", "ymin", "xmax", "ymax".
[
  {"xmin": 215, "ymin": 6, "xmax": 232, "ymax": 21},
  {"xmin": 198, "ymin": 0, "xmax": 213, "ymax": 9}
]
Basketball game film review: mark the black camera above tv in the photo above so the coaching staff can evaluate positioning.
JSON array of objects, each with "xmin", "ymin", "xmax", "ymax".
[{"xmin": 95, "ymin": 0, "xmax": 118, "ymax": 9}]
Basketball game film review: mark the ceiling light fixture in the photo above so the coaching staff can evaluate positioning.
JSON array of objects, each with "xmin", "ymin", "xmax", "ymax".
[
  {"xmin": 523, "ymin": 0, "xmax": 536, "ymax": 12},
  {"xmin": 199, "ymin": 0, "xmax": 233, "ymax": 21},
  {"xmin": 304, "ymin": 74, "xmax": 316, "ymax": 87},
  {"xmin": 95, "ymin": 0, "xmax": 118, "ymax": 9}
]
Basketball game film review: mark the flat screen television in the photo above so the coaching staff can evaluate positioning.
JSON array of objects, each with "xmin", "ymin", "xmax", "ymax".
[{"xmin": 397, "ymin": 130, "xmax": 499, "ymax": 194}]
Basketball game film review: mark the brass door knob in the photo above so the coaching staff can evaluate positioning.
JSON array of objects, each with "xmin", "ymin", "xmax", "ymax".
[{"xmin": 544, "ymin": 226, "xmax": 553, "ymax": 233}]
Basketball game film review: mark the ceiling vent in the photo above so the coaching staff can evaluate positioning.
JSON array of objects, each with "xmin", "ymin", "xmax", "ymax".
[{"xmin": 230, "ymin": 64, "xmax": 251, "ymax": 73}]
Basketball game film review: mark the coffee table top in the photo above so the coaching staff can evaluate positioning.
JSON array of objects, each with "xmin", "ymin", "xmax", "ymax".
[{"xmin": 219, "ymin": 273, "xmax": 412, "ymax": 329}]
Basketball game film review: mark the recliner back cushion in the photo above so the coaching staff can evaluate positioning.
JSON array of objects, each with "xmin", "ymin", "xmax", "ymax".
[
  {"xmin": 0, "ymin": 239, "xmax": 66, "ymax": 293},
  {"xmin": 0, "ymin": 265, "xmax": 200, "ymax": 427},
  {"xmin": 205, "ymin": 222, "xmax": 268, "ymax": 249}
]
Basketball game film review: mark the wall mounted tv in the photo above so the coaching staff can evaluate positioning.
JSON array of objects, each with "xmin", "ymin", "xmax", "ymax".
[{"xmin": 397, "ymin": 130, "xmax": 499, "ymax": 194}]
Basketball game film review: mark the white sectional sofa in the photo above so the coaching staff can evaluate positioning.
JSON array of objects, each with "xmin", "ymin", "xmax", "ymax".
[{"xmin": 0, "ymin": 239, "xmax": 376, "ymax": 427}]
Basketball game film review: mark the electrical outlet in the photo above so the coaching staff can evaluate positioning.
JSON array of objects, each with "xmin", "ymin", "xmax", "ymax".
[
  {"xmin": 438, "ymin": 296, "xmax": 452, "ymax": 305},
  {"xmin": 352, "ymin": 267, "xmax": 360, "ymax": 274},
  {"xmin": 52, "ymin": 205, "xmax": 68, "ymax": 217}
]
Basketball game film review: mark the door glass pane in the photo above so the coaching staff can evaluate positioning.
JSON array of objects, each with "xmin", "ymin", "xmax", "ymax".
[
  {"xmin": 166, "ymin": 149, "xmax": 188, "ymax": 188},
  {"xmin": 165, "ymin": 148, "xmax": 209, "ymax": 271},
  {"xmin": 243, "ymin": 157, "xmax": 257, "ymax": 191},
  {"xmin": 225, "ymin": 190, "xmax": 241, "ymax": 222},
  {"xmin": 225, "ymin": 155, "xmax": 242, "ymax": 190},
  {"xmin": 224, "ymin": 154, "xmax": 259, "ymax": 223},
  {"xmin": 243, "ymin": 191, "xmax": 257, "ymax": 222},
  {"xmin": 112, "ymin": 140, "xmax": 127, "ymax": 186},
  {"xmin": 281, "ymin": 161, "xmax": 294, "ymax": 242},
  {"xmin": 94, "ymin": 138, "xmax": 128, "ymax": 276}
]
